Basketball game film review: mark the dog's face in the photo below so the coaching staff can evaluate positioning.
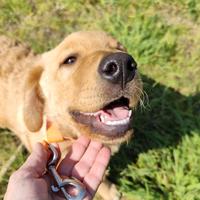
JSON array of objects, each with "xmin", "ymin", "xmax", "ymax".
[{"xmin": 24, "ymin": 31, "xmax": 142, "ymax": 144}]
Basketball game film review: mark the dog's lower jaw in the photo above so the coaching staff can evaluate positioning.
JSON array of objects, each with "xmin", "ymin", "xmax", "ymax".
[
  {"xmin": 67, "ymin": 117, "xmax": 133, "ymax": 143},
  {"xmin": 51, "ymin": 116, "xmax": 133, "ymax": 153},
  {"xmin": 92, "ymin": 129, "xmax": 133, "ymax": 146}
]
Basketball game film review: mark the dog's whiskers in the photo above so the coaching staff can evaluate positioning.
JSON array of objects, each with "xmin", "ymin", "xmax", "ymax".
[{"xmin": 133, "ymin": 85, "xmax": 149, "ymax": 110}]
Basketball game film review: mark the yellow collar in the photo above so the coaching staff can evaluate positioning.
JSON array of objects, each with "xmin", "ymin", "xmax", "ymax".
[{"xmin": 43, "ymin": 121, "xmax": 74, "ymax": 144}]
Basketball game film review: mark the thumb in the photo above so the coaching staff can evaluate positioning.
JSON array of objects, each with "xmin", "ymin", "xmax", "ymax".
[{"xmin": 20, "ymin": 143, "xmax": 49, "ymax": 177}]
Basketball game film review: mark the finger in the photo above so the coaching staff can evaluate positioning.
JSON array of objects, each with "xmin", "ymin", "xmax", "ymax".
[
  {"xmin": 83, "ymin": 146, "xmax": 111, "ymax": 197},
  {"xmin": 20, "ymin": 143, "xmax": 49, "ymax": 177},
  {"xmin": 71, "ymin": 140, "xmax": 103, "ymax": 181},
  {"xmin": 58, "ymin": 136, "xmax": 90, "ymax": 176}
]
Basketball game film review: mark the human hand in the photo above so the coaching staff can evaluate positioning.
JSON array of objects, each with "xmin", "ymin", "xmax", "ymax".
[{"xmin": 4, "ymin": 136, "xmax": 111, "ymax": 200}]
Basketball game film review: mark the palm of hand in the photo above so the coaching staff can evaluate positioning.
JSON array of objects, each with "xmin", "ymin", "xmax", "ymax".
[{"xmin": 4, "ymin": 136, "xmax": 110, "ymax": 200}]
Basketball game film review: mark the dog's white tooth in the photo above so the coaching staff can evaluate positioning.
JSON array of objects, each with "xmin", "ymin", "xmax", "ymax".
[
  {"xmin": 114, "ymin": 121, "xmax": 119, "ymax": 125},
  {"xmin": 128, "ymin": 110, "xmax": 132, "ymax": 117},
  {"xmin": 100, "ymin": 115, "xmax": 105, "ymax": 123},
  {"xmin": 82, "ymin": 112, "xmax": 91, "ymax": 116},
  {"xmin": 107, "ymin": 121, "xmax": 116, "ymax": 126},
  {"xmin": 105, "ymin": 115, "xmax": 110, "ymax": 120},
  {"xmin": 101, "ymin": 116, "xmax": 131, "ymax": 126},
  {"xmin": 92, "ymin": 111, "xmax": 99, "ymax": 116},
  {"xmin": 117, "ymin": 120, "xmax": 122, "ymax": 125},
  {"xmin": 121, "ymin": 119, "xmax": 128, "ymax": 125},
  {"xmin": 116, "ymin": 120, "xmax": 122, "ymax": 125},
  {"xmin": 105, "ymin": 120, "xmax": 113, "ymax": 125},
  {"xmin": 121, "ymin": 119, "xmax": 126, "ymax": 125},
  {"xmin": 108, "ymin": 120, "xmax": 121, "ymax": 126}
]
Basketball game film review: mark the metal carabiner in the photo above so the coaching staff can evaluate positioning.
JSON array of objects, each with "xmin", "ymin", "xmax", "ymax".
[{"xmin": 47, "ymin": 144, "xmax": 86, "ymax": 200}]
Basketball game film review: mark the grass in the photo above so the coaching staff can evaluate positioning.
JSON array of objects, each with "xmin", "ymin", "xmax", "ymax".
[{"xmin": 0, "ymin": 0, "xmax": 200, "ymax": 199}]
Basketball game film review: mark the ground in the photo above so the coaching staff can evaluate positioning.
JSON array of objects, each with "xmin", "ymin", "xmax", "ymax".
[{"xmin": 0, "ymin": 0, "xmax": 200, "ymax": 200}]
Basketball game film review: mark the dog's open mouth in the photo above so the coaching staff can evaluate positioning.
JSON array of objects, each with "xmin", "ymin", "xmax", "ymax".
[{"xmin": 71, "ymin": 97, "xmax": 133, "ymax": 138}]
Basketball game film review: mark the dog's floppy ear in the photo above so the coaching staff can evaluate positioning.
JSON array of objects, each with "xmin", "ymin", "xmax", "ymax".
[{"xmin": 23, "ymin": 63, "xmax": 44, "ymax": 132}]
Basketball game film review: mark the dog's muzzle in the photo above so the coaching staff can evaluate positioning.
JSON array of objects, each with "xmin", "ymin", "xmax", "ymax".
[{"xmin": 70, "ymin": 52, "xmax": 138, "ymax": 139}]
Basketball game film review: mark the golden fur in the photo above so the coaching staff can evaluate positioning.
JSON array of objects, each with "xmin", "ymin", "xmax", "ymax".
[{"xmin": 0, "ymin": 31, "xmax": 142, "ymax": 199}]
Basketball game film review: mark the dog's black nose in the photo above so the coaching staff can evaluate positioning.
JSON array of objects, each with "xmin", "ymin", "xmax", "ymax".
[{"xmin": 98, "ymin": 52, "xmax": 137, "ymax": 88}]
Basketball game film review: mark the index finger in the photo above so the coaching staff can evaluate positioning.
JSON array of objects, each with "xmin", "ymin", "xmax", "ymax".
[{"xmin": 57, "ymin": 136, "xmax": 90, "ymax": 176}]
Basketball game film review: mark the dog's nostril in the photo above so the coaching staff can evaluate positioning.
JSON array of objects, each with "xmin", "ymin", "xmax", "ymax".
[
  {"xmin": 127, "ymin": 60, "xmax": 137, "ymax": 72},
  {"xmin": 102, "ymin": 62, "xmax": 119, "ymax": 76}
]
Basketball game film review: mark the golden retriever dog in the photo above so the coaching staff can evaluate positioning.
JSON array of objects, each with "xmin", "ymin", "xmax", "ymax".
[{"xmin": 0, "ymin": 31, "xmax": 142, "ymax": 200}]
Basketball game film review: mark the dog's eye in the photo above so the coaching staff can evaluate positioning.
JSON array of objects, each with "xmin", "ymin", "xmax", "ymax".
[{"xmin": 63, "ymin": 56, "xmax": 77, "ymax": 65}]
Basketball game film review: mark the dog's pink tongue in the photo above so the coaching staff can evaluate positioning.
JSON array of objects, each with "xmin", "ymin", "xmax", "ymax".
[{"xmin": 101, "ymin": 107, "xmax": 129, "ymax": 121}]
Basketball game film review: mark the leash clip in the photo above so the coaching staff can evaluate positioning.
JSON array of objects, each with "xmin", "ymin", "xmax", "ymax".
[{"xmin": 47, "ymin": 144, "xmax": 86, "ymax": 200}]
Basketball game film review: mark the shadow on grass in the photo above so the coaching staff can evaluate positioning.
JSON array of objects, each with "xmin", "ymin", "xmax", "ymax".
[{"xmin": 109, "ymin": 74, "xmax": 200, "ymax": 182}]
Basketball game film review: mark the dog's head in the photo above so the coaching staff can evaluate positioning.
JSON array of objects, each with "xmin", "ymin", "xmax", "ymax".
[{"xmin": 23, "ymin": 31, "xmax": 142, "ymax": 144}]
